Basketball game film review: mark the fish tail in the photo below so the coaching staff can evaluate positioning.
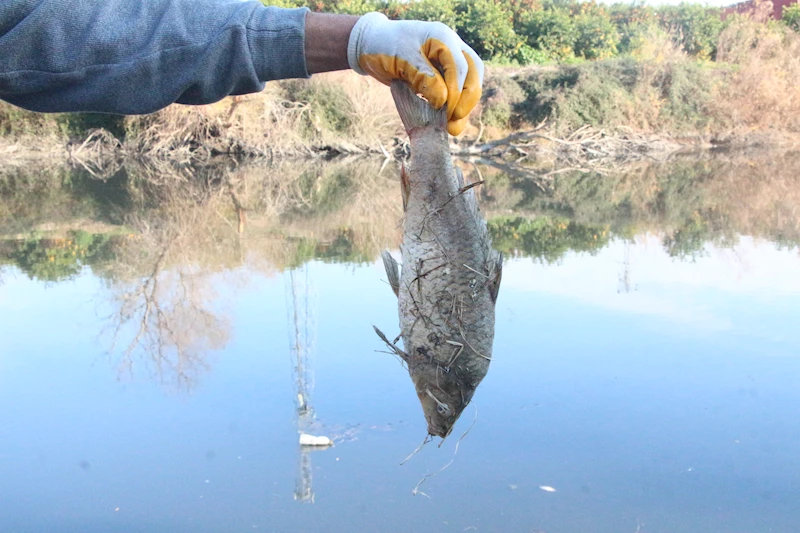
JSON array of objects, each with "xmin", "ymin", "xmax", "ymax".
[{"xmin": 390, "ymin": 80, "xmax": 447, "ymax": 134}]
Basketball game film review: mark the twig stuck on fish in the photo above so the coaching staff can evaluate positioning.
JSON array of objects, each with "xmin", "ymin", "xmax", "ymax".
[
  {"xmin": 373, "ymin": 326, "xmax": 409, "ymax": 361},
  {"xmin": 450, "ymin": 180, "xmax": 485, "ymax": 198},
  {"xmin": 410, "ymin": 408, "xmax": 479, "ymax": 496},
  {"xmin": 400, "ymin": 434, "xmax": 432, "ymax": 466},
  {"xmin": 462, "ymin": 263, "xmax": 489, "ymax": 279},
  {"xmin": 458, "ymin": 324, "xmax": 491, "ymax": 361},
  {"xmin": 445, "ymin": 340, "xmax": 464, "ymax": 368}
]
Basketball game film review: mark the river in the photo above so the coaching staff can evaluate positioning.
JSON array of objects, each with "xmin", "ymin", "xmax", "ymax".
[{"xmin": 2, "ymin": 151, "xmax": 800, "ymax": 532}]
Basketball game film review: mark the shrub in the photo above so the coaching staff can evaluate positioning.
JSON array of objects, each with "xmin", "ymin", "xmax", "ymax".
[
  {"xmin": 480, "ymin": 74, "xmax": 527, "ymax": 129},
  {"xmin": 455, "ymin": 0, "xmax": 524, "ymax": 60},
  {"xmin": 518, "ymin": 8, "xmax": 577, "ymax": 61},
  {"xmin": 783, "ymin": 4, "xmax": 800, "ymax": 32},
  {"xmin": 399, "ymin": 0, "xmax": 459, "ymax": 29},
  {"xmin": 572, "ymin": 3, "xmax": 621, "ymax": 60},
  {"xmin": 56, "ymin": 113, "xmax": 127, "ymax": 140},
  {"xmin": 282, "ymin": 80, "xmax": 354, "ymax": 136},
  {"xmin": 609, "ymin": 4, "xmax": 659, "ymax": 55},
  {"xmin": 656, "ymin": 4, "xmax": 725, "ymax": 60}
]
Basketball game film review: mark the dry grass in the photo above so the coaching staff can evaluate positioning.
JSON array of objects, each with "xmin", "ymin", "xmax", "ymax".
[{"xmin": 712, "ymin": 18, "xmax": 800, "ymax": 132}]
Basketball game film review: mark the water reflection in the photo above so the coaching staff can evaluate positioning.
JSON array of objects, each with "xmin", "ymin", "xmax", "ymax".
[{"xmin": 2, "ymin": 150, "xmax": 800, "ymax": 387}]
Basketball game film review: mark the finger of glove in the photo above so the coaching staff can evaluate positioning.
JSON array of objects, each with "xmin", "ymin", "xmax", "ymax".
[
  {"xmin": 447, "ymin": 115, "xmax": 470, "ymax": 136},
  {"xmin": 358, "ymin": 53, "xmax": 443, "ymax": 106},
  {"xmin": 450, "ymin": 48, "xmax": 484, "ymax": 123},
  {"xmin": 422, "ymin": 36, "xmax": 468, "ymax": 120}
]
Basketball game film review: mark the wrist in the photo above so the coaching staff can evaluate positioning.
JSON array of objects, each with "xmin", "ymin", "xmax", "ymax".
[
  {"xmin": 304, "ymin": 12, "xmax": 360, "ymax": 74},
  {"xmin": 346, "ymin": 12, "xmax": 388, "ymax": 75}
]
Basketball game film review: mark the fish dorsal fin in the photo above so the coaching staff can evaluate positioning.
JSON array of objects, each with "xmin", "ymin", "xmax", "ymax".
[{"xmin": 390, "ymin": 80, "xmax": 447, "ymax": 134}]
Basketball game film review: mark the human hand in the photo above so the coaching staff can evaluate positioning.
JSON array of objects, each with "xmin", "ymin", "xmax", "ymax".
[{"xmin": 347, "ymin": 12, "xmax": 484, "ymax": 136}]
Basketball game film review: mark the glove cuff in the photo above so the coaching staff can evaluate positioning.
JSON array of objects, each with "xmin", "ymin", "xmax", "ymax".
[{"xmin": 347, "ymin": 12, "xmax": 388, "ymax": 76}]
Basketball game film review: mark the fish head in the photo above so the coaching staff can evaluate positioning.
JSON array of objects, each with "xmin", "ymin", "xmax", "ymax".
[{"xmin": 410, "ymin": 362, "xmax": 479, "ymax": 438}]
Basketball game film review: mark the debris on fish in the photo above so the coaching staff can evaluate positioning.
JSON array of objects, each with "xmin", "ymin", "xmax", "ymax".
[
  {"xmin": 299, "ymin": 434, "xmax": 332, "ymax": 447},
  {"xmin": 539, "ymin": 485, "xmax": 557, "ymax": 492}
]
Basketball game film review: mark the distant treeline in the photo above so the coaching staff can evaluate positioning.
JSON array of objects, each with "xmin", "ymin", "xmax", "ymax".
[{"xmin": 267, "ymin": 0, "xmax": 800, "ymax": 64}]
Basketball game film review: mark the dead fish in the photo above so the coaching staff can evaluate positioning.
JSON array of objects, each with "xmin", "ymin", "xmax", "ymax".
[{"xmin": 376, "ymin": 81, "xmax": 503, "ymax": 439}]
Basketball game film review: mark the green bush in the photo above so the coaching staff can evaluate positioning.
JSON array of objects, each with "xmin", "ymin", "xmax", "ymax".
[
  {"xmin": 784, "ymin": 4, "xmax": 800, "ymax": 32},
  {"xmin": 283, "ymin": 81, "xmax": 354, "ymax": 136},
  {"xmin": 656, "ymin": 4, "xmax": 725, "ymax": 60},
  {"xmin": 518, "ymin": 8, "xmax": 577, "ymax": 61},
  {"xmin": 399, "ymin": 0, "xmax": 459, "ymax": 29},
  {"xmin": 609, "ymin": 4, "xmax": 659, "ymax": 55},
  {"xmin": 573, "ymin": 6, "xmax": 621, "ymax": 60},
  {"xmin": 480, "ymin": 75, "xmax": 527, "ymax": 128},
  {"xmin": 56, "ymin": 113, "xmax": 127, "ymax": 140},
  {"xmin": 455, "ymin": 0, "xmax": 524, "ymax": 60}
]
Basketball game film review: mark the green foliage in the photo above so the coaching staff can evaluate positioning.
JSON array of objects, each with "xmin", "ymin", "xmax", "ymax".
[
  {"xmin": 55, "ymin": 113, "xmax": 127, "ymax": 140},
  {"xmin": 488, "ymin": 215, "xmax": 610, "ymax": 263},
  {"xmin": 283, "ymin": 81, "xmax": 354, "ymax": 136},
  {"xmin": 518, "ymin": 8, "xmax": 577, "ymax": 61},
  {"xmin": 508, "ymin": 56, "xmax": 719, "ymax": 133},
  {"xmin": 323, "ymin": 0, "xmax": 379, "ymax": 15},
  {"xmin": 455, "ymin": 0, "xmax": 524, "ymax": 60},
  {"xmin": 0, "ymin": 102, "xmax": 62, "ymax": 137},
  {"xmin": 783, "ymin": 4, "xmax": 800, "ymax": 32},
  {"xmin": 286, "ymin": 229, "xmax": 371, "ymax": 268},
  {"xmin": 6, "ymin": 231, "xmax": 116, "ymax": 282},
  {"xmin": 655, "ymin": 61, "xmax": 715, "ymax": 130},
  {"xmin": 572, "ymin": 4, "xmax": 621, "ymax": 60},
  {"xmin": 480, "ymin": 75, "xmax": 527, "ymax": 128},
  {"xmin": 662, "ymin": 213, "xmax": 709, "ymax": 260},
  {"xmin": 609, "ymin": 4, "xmax": 659, "ymax": 55},
  {"xmin": 260, "ymin": 0, "xmax": 309, "ymax": 8},
  {"xmin": 398, "ymin": 0, "xmax": 459, "ymax": 29},
  {"xmin": 656, "ymin": 4, "xmax": 725, "ymax": 60}
]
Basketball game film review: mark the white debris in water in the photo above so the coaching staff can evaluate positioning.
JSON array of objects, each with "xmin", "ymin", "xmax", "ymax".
[
  {"xmin": 539, "ymin": 485, "xmax": 557, "ymax": 492},
  {"xmin": 299, "ymin": 434, "xmax": 332, "ymax": 446}
]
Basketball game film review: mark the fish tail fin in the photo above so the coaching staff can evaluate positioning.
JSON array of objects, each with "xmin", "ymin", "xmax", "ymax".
[{"xmin": 390, "ymin": 80, "xmax": 447, "ymax": 134}]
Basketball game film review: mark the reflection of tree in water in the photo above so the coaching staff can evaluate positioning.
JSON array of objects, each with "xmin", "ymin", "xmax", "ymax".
[
  {"xmin": 93, "ymin": 157, "xmax": 399, "ymax": 389},
  {"xmin": 7, "ymin": 152, "xmax": 800, "ymax": 382},
  {"xmin": 488, "ymin": 215, "xmax": 610, "ymax": 263},
  {"xmin": 103, "ymin": 181, "xmax": 236, "ymax": 390},
  {"xmin": 476, "ymin": 150, "xmax": 800, "ymax": 259}
]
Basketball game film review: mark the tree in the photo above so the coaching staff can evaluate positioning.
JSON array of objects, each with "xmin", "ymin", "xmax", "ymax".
[{"xmin": 455, "ymin": 0, "xmax": 525, "ymax": 60}]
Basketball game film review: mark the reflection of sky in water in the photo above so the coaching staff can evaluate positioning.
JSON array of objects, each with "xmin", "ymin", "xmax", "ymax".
[{"xmin": 2, "ymin": 237, "xmax": 800, "ymax": 533}]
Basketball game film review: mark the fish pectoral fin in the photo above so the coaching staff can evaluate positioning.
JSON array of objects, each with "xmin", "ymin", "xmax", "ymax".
[
  {"xmin": 489, "ymin": 251, "xmax": 503, "ymax": 304},
  {"xmin": 381, "ymin": 250, "xmax": 401, "ymax": 298},
  {"xmin": 400, "ymin": 164, "xmax": 410, "ymax": 212}
]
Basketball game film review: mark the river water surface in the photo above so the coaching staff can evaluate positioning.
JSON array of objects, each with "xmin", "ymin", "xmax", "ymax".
[{"xmin": 2, "ymin": 153, "xmax": 800, "ymax": 532}]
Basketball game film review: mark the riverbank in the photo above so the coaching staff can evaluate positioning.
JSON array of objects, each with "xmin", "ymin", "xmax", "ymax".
[{"xmin": 2, "ymin": 17, "xmax": 799, "ymax": 169}]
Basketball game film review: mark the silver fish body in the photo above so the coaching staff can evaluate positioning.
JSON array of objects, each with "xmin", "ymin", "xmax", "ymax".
[{"xmin": 380, "ymin": 81, "xmax": 502, "ymax": 438}]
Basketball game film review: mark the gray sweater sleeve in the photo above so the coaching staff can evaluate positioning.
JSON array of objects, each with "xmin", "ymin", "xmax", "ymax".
[{"xmin": 0, "ymin": 0, "xmax": 309, "ymax": 114}]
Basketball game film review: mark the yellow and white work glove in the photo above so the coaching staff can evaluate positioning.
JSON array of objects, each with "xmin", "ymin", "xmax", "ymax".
[{"xmin": 347, "ymin": 12, "xmax": 484, "ymax": 136}]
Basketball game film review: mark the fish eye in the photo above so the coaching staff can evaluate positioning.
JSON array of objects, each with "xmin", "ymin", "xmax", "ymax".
[{"xmin": 437, "ymin": 403, "xmax": 450, "ymax": 415}]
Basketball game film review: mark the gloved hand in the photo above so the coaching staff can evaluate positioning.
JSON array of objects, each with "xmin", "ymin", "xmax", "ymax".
[{"xmin": 347, "ymin": 12, "xmax": 483, "ymax": 136}]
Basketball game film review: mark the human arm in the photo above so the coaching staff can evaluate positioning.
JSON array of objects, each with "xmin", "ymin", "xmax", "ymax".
[
  {"xmin": 0, "ymin": 2, "xmax": 482, "ymax": 133},
  {"xmin": 0, "ymin": 0, "xmax": 310, "ymax": 114}
]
